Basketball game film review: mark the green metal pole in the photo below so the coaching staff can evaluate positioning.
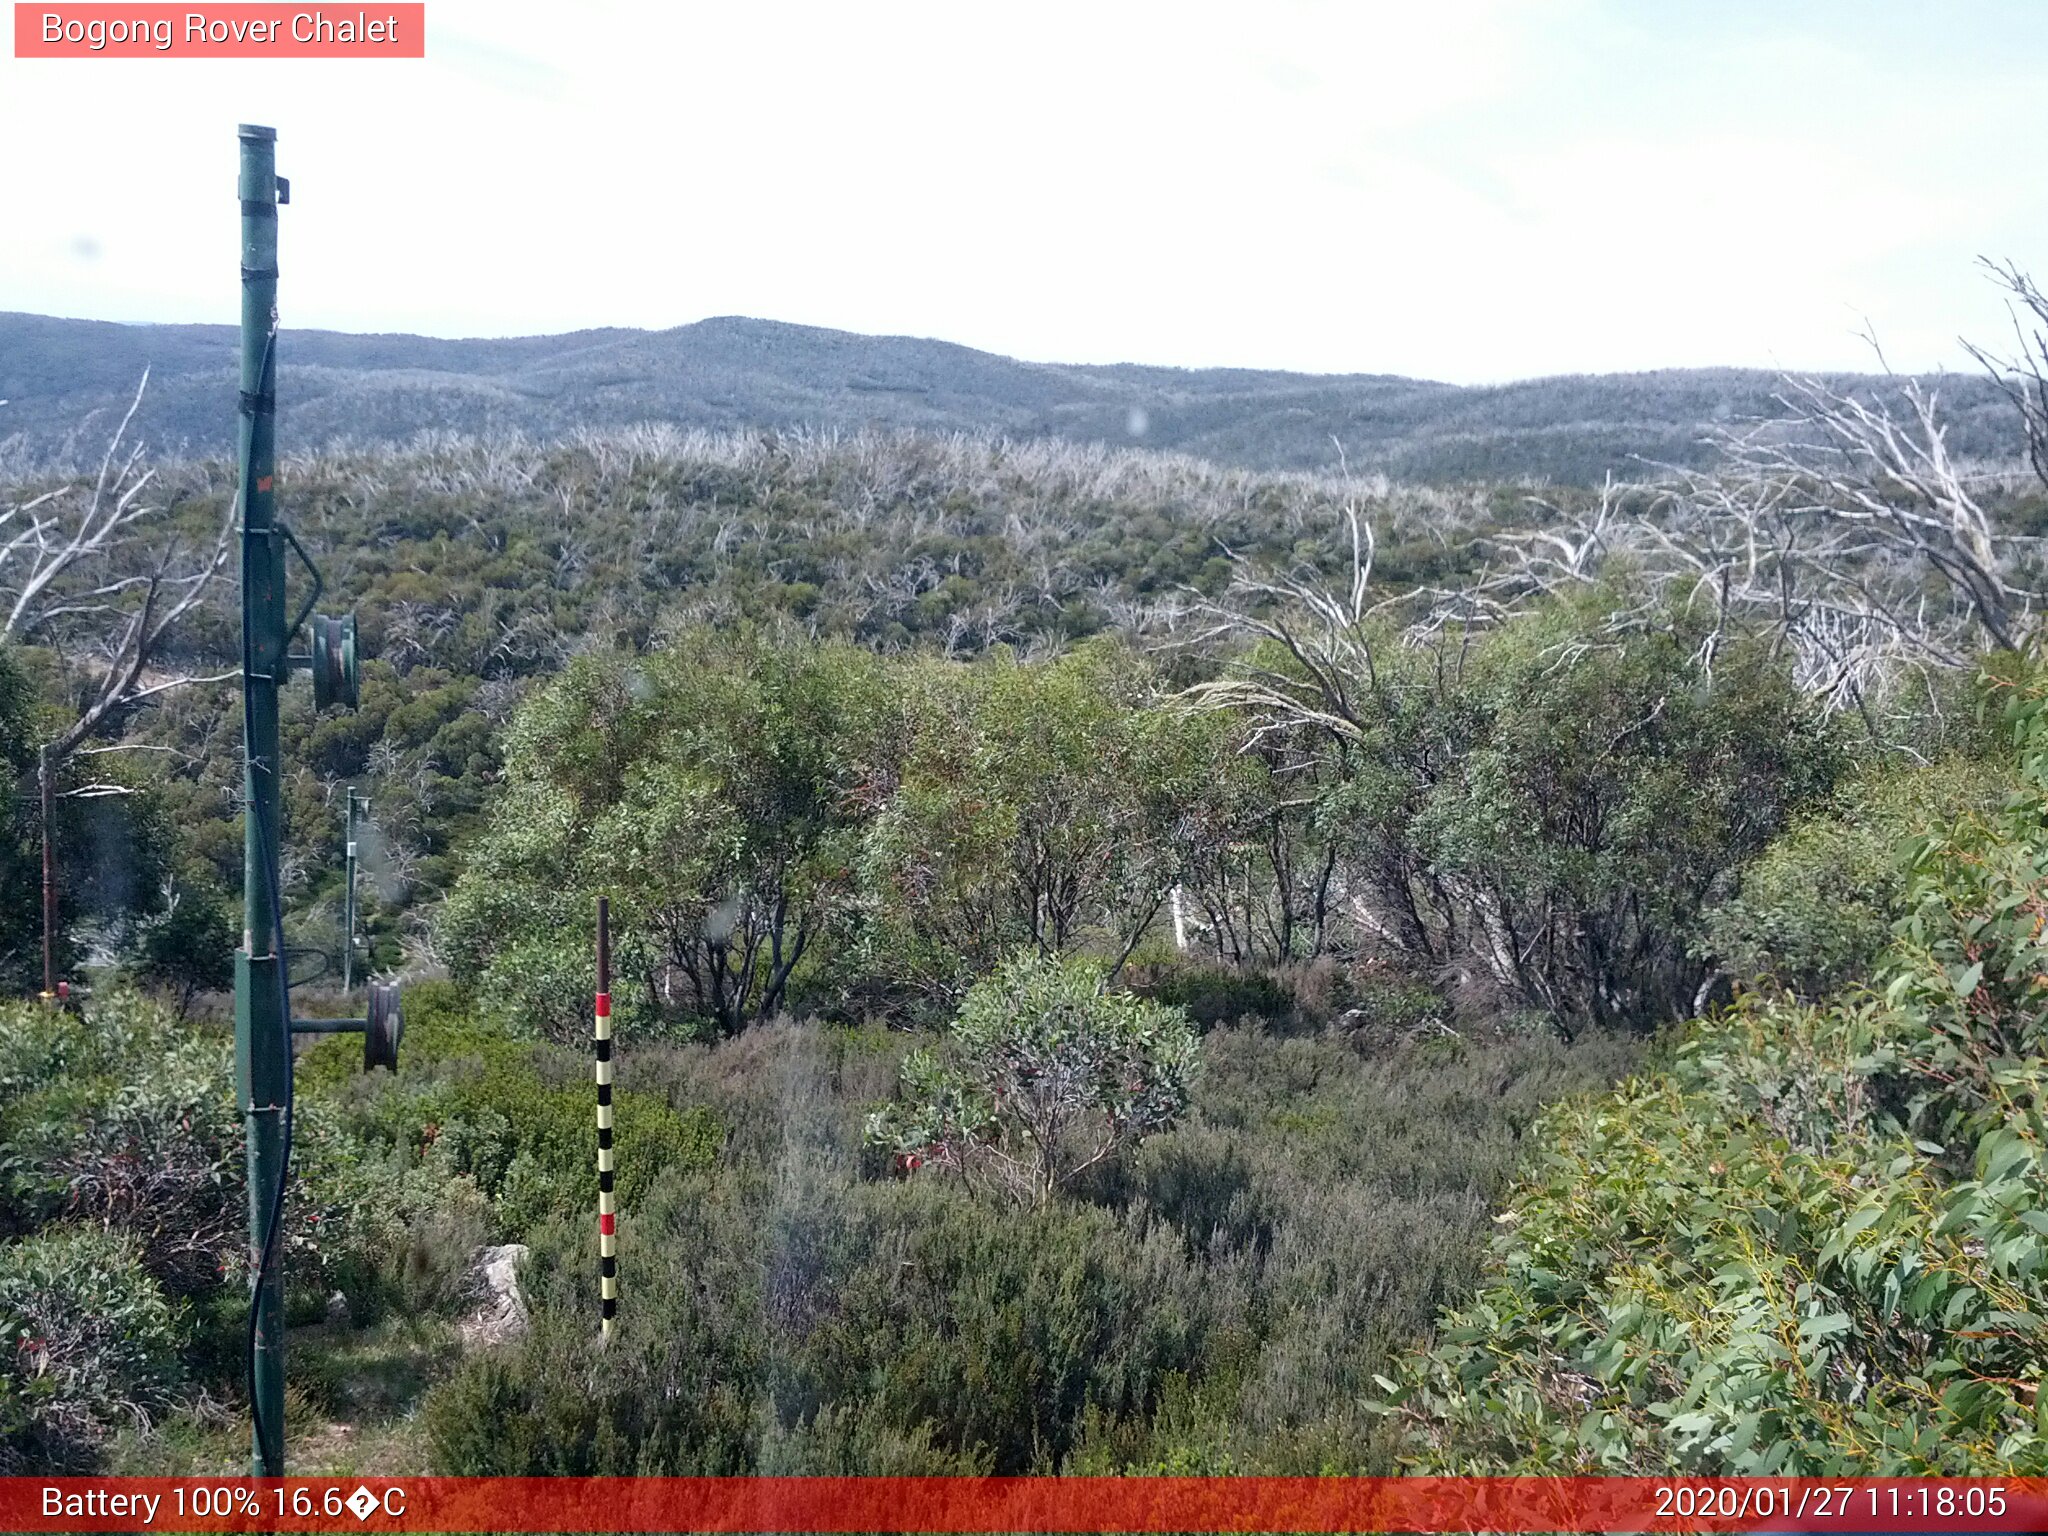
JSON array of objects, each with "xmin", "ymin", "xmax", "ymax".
[
  {"xmin": 233, "ymin": 121, "xmax": 289, "ymax": 1479},
  {"xmin": 343, "ymin": 788, "xmax": 360, "ymax": 994}
]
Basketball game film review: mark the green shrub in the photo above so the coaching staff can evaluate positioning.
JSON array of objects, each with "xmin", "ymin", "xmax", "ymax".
[
  {"xmin": 423, "ymin": 1182, "xmax": 778, "ymax": 1475},
  {"xmin": 1385, "ymin": 1002, "xmax": 2048, "ymax": 1473},
  {"xmin": 0, "ymin": 995, "xmax": 241, "ymax": 1296},
  {"xmin": 860, "ymin": 642, "xmax": 1225, "ymax": 1000},
  {"xmin": 443, "ymin": 632, "xmax": 894, "ymax": 1039},
  {"xmin": 866, "ymin": 952, "xmax": 1198, "ymax": 1207},
  {"xmin": 0, "ymin": 992, "xmax": 382, "ymax": 1308},
  {"xmin": 426, "ymin": 1172, "xmax": 1218, "ymax": 1475},
  {"xmin": 133, "ymin": 879, "xmax": 237, "ymax": 1014},
  {"xmin": 1704, "ymin": 756, "xmax": 2009, "ymax": 999},
  {"xmin": 0, "ymin": 1226, "xmax": 182, "ymax": 1471},
  {"xmin": 1220, "ymin": 594, "xmax": 1840, "ymax": 1032},
  {"xmin": 297, "ymin": 978, "xmax": 498, "ymax": 1089},
  {"xmin": 460, "ymin": 1070, "xmax": 716, "ymax": 1223},
  {"xmin": 345, "ymin": 1042, "xmax": 721, "ymax": 1234},
  {"xmin": 753, "ymin": 1399, "xmax": 994, "ymax": 1474},
  {"xmin": 418, "ymin": 979, "xmax": 1638, "ymax": 1478},
  {"xmin": 630, "ymin": 1018, "xmax": 905, "ymax": 1176},
  {"xmin": 1129, "ymin": 1125, "xmax": 1277, "ymax": 1258},
  {"xmin": 1329, "ymin": 963, "xmax": 1448, "ymax": 1048},
  {"xmin": 385, "ymin": 1178, "xmax": 498, "ymax": 1317},
  {"xmin": 1145, "ymin": 965, "xmax": 1293, "ymax": 1030},
  {"xmin": 772, "ymin": 1182, "xmax": 1213, "ymax": 1472},
  {"xmin": 0, "ymin": 985, "xmax": 529, "ymax": 1413}
]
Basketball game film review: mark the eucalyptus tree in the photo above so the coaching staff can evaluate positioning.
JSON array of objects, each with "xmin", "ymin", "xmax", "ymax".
[
  {"xmin": 442, "ymin": 625, "xmax": 894, "ymax": 1038},
  {"xmin": 859, "ymin": 638, "xmax": 1225, "ymax": 1001}
]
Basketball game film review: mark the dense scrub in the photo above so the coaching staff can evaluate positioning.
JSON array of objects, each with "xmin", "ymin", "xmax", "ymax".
[
  {"xmin": 0, "ymin": 966, "xmax": 1633, "ymax": 1474},
  {"xmin": 1, "ymin": 430, "xmax": 1526, "ymax": 993},
  {"xmin": 1385, "ymin": 666, "xmax": 2048, "ymax": 1472},
  {"xmin": 4, "ymin": 408, "xmax": 2035, "ymax": 1477},
  {"xmin": 5, "ymin": 420, "xmax": 2008, "ymax": 1001},
  {"xmin": 0, "ymin": 983, "xmax": 718, "ymax": 1471},
  {"xmin": 1703, "ymin": 757, "xmax": 2012, "ymax": 1000},
  {"xmin": 421, "ymin": 1002, "xmax": 1634, "ymax": 1474},
  {"xmin": 446, "ymin": 607, "xmax": 1837, "ymax": 1045}
]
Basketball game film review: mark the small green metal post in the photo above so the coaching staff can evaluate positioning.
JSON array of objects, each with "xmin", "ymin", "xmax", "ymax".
[
  {"xmin": 39, "ymin": 745, "xmax": 55, "ymax": 1006},
  {"xmin": 233, "ymin": 121, "xmax": 289, "ymax": 1479},
  {"xmin": 342, "ymin": 788, "xmax": 362, "ymax": 994}
]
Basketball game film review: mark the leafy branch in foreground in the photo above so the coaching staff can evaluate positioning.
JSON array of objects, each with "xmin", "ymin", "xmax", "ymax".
[{"xmin": 1384, "ymin": 661, "xmax": 2048, "ymax": 1473}]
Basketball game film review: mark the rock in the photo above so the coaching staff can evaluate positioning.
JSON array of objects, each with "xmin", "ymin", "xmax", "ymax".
[{"xmin": 457, "ymin": 1243, "xmax": 531, "ymax": 1348}]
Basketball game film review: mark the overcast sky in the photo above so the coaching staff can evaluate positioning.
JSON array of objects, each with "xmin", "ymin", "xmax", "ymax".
[{"xmin": 4, "ymin": 1, "xmax": 2045, "ymax": 383}]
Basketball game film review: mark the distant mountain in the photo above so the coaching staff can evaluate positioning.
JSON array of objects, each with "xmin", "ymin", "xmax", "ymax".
[{"xmin": 0, "ymin": 311, "xmax": 2021, "ymax": 484}]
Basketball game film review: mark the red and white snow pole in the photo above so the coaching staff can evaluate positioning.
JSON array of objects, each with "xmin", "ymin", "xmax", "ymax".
[{"xmin": 595, "ymin": 896, "xmax": 616, "ymax": 1340}]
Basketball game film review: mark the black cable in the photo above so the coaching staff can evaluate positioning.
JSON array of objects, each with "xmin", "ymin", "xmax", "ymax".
[{"xmin": 239, "ymin": 319, "xmax": 295, "ymax": 1476}]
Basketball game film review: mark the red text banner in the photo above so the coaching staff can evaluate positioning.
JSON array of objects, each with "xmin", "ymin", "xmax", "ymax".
[
  {"xmin": 14, "ymin": 5, "xmax": 425, "ymax": 57},
  {"xmin": 5, "ymin": 1477, "xmax": 2048, "ymax": 1533}
]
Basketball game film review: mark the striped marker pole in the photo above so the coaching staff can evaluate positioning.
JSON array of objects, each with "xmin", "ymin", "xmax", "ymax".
[{"xmin": 595, "ymin": 896, "xmax": 616, "ymax": 1340}]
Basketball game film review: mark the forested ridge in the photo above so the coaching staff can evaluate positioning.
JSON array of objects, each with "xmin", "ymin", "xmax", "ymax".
[
  {"xmin": 1, "ymin": 308, "xmax": 2027, "ymax": 484},
  {"xmin": 6, "ymin": 272, "xmax": 2048, "ymax": 1475}
]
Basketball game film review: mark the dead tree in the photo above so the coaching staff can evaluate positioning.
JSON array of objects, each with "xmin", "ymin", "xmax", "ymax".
[
  {"xmin": 1964, "ymin": 258, "xmax": 2048, "ymax": 496},
  {"xmin": 1738, "ymin": 368, "xmax": 2040, "ymax": 655},
  {"xmin": 1180, "ymin": 496, "xmax": 1389, "ymax": 746},
  {"xmin": 0, "ymin": 371, "xmax": 235, "ymax": 777},
  {"xmin": 1177, "ymin": 495, "xmax": 1474, "ymax": 969},
  {"xmin": 1445, "ymin": 268, "xmax": 2048, "ymax": 736}
]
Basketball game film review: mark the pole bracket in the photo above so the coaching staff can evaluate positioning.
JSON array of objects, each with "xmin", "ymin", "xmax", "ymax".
[
  {"xmin": 277, "ymin": 521, "xmax": 325, "ymax": 642},
  {"xmin": 291, "ymin": 1016, "xmax": 366, "ymax": 1034}
]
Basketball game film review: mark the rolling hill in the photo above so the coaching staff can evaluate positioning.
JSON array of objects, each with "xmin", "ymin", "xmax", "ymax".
[{"xmin": 0, "ymin": 310, "xmax": 2021, "ymax": 484}]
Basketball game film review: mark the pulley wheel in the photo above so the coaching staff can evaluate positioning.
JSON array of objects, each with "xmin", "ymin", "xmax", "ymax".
[{"xmin": 311, "ymin": 613, "xmax": 359, "ymax": 710}]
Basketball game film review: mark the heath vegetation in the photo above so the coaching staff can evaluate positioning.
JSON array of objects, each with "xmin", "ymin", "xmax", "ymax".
[{"xmin": 5, "ymin": 263, "xmax": 2048, "ymax": 1474}]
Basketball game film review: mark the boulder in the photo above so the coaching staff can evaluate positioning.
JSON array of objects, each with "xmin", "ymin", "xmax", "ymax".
[{"xmin": 457, "ymin": 1243, "xmax": 530, "ymax": 1348}]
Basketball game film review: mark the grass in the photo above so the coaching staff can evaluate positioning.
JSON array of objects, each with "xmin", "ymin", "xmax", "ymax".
[{"xmin": 109, "ymin": 1317, "xmax": 461, "ymax": 1476}]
